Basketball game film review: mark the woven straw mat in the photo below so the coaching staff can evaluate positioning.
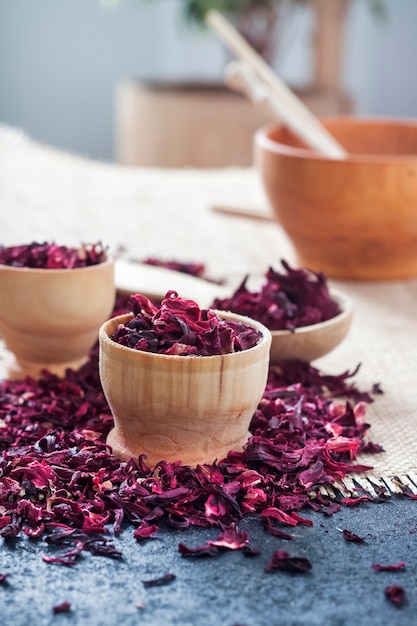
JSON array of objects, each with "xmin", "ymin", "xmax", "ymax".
[{"xmin": 0, "ymin": 126, "xmax": 416, "ymax": 498}]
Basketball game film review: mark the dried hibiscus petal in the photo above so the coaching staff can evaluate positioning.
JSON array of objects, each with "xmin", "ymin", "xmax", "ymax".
[
  {"xmin": 372, "ymin": 561, "xmax": 406, "ymax": 572},
  {"xmin": 264, "ymin": 549, "xmax": 312, "ymax": 573},
  {"xmin": 142, "ymin": 257, "xmax": 205, "ymax": 278},
  {"xmin": 342, "ymin": 529, "xmax": 365, "ymax": 543},
  {"xmin": 133, "ymin": 522, "xmax": 159, "ymax": 541},
  {"xmin": 142, "ymin": 573, "xmax": 176, "ymax": 587},
  {"xmin": 263, "ymin": 521, "xmax": 294, "ymax": 541},
  {"xmin": 212, "ymin": 260, "xmax": 340, "ymax": 331},
  {"xmin": 340, "ymin": 496, "xmax": 373, "ymax": 507},
  {"xmin": 361, "ymin": 441, "xmax": 385, "ymax": 454},
  {"xmin": 242, "ymin": 545, "xmax": 260, "ymax": 557},
  {"xmin": 112, "ymin": 290, "xmax": 262, "ymax": 356},
  {"xmin": 53, "ymin": 601, "xmax": 71, "ymax": 614},
  {"xmin": 179, "ymin": 524, "xmax": 250, "ymax": 558},
  {"xmin": 0, "ymin": 514, "xmax": 21, "ymax": 538},
  {"xmin": 42, "ymin": 540, "xmax": 84, "ymax": 567},
  {"xmin": 178, "ymin": 542, "xmax": 220, "ymax": 558},
  {"xmin": 207, "ymin": 525, "xmax": 249, "ymax": 550},
  {"xmin": 0, "ymin": 241, "xmax": 107, "ymax": 268},
  {"xmin": 384, "ymin": 585, "xmax": 405, "ymax": 606},
  {"xmin": 0, "ymin": 286, "xmax": 383, "ymax": 567},
  {"xmin": 83, "ymin": 538, "xmax": 122, "ymax": 559}
]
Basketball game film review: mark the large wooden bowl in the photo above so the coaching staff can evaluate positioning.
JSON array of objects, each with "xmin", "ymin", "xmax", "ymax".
[
  {"xmin": 255, "ymin": 117, "xmax": 417, "ymax": 280},
  {"xmin": 99, "ymin": 311, "xmax": 271, "ymax": 467},
  {"xmin": 0, "ymin": 259, "xmax": 115, "ymax": 379}
]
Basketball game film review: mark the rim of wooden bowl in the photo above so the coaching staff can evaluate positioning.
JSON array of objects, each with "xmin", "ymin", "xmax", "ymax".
[
  {"xmin": 0, "ymin": 256, "xmax": 114, "ymax": 275},
  {"xmin": 99, "ymin": 308, "xmax": 272, "ymax": 362},
  {"xmin": 269, "ymin": 288, "xmax": 353, "ymax": 362},
  {"xmin": 255, "ymin": 117, "xmax": 417, "ymax": 163}
]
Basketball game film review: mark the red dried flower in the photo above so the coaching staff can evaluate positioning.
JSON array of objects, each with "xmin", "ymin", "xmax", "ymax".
[
  {"xmin": 133, "ymin": 522, "xmax": 159, "ymax": 541},
  {"xmin": 112, "ymin": 291, "xmax": 262, "ymax": 355},
  {"xmin": 384, "ymin": 584, "xmax": 405, "ymax": 606},
  {"xmin": 143, "ymin": 257, "xmax": 205, "ymax": 278},
  {"xmin": 0, "ymin": 290, "xmax": 382, "ymax": 566},
  {"xmin": 342, "ymin": 529, "xmax": 365, "ymax": 543},
  {"xmin": 212, "ymin": 261, "xmax": 340, "ymax": 331},
  {"xmin": 341, "ymin": 496, "xmax": 373, "ymax": 507},
  {"xmin": 142, "ymin": 573, "xmax": 176, "ymax": 587},
  {"xmin": 372, "ymin": 562, "xmax": 406, "ymax": 572},
  {"xmin": 42, "ymin": 541, "xmax": 85, "ymax": 567},
  {"xmin": 361, "ymin": 441, "xmax": 385, "ymax": 454},
  {"xmin": 0, "ymin": 241, "xmax": 107, "ymax": 268},
  {"xmin": 264, "ymin": 549, "xmax": 312, "ymax": 573},
  {"xmin": 52, "ymin": 601, "xmax": 71, "ymax": 614},
  {"xmin": 179, "ymin": 524, "xmax": 250, "ymax": 557},
  {"xmin": 178, "ymin": 543, "xmax": 219, "ymax": 558},
  {"xmin": 207, "ymin": 525, "xmax": 249, "ymax": 550}
]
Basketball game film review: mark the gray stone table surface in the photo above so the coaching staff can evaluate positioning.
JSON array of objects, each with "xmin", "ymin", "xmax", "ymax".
[{"xmin": 1, "ymin": 496, "xmax": 417, "ymax": 626}]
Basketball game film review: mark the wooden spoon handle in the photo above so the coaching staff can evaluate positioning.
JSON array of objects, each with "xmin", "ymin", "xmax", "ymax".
[
  {"xmin": 207, "ymin": 10, "xmax": 348, "ymax": 160},
  {"xmin": 114, "ymin": 259, "xmax": 230, "ymax": 308},
  {"xmin": 225, "ymin": 60, "xmax": 345, "ymax": 158}
]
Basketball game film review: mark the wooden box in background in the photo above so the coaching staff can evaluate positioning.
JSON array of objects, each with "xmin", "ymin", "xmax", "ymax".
[
  {"xmin": 115, "ymin": 0, "xmax": 353, "ymax": 168},
  {"xmin": 115, "ymin": 81, "xmax": 270, "ymax": 168},
  {"xmin": 115, "ymin": 81, "xmax": 352, "ymax": 168}
]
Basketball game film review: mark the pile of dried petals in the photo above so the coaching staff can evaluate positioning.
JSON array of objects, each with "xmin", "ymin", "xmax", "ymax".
[
  {"xmin": 111, "ymin": 291, "xmax": 262, "ymax": 356},
  {"xmin": 0, "ymin": 242, "xmax": 107, "ymax": 269},
  {"xmin": 0, "ymin": 292, "xmax": 385, "ymax": 566},
  {"xmin": 212, "ymin": 260, "xmax": 340, "ymax": 331}
]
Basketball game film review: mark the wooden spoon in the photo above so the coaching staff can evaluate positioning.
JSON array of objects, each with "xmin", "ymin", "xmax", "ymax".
[
  {"xmin": 206, "ymin": 10, "xmax": 348, "ymax": 159},
  {"xmin": 224, "ymin": 60, "xmax": 347, "ymax": 157},
  {"xmin": 115, "ymin": 259, "xmax": 230, "ymax": 308}
]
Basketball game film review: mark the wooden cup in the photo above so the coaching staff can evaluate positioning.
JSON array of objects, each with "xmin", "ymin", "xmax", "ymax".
[
  {"xmin": 99, "ymin": 311, "xmax": 271, "ymax": 467},
  {"xmin": 0, "ymin": 259, "xmax": 115, "ymax": 379},
  {"xmin": 255, "ymin": 117, "xmax": 417, "ymax": 280}
]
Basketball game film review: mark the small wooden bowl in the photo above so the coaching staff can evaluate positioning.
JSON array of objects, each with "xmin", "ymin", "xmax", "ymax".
[
  {"xmin": 99, "ymin": 311, "xmax": 271, "ymax": 467},
  {"xmin": 269, "ymin": 289, "xmax": 353, "ymax": 363},
  {"xmin": 255, "ymin": 117, "xmax": 417, "ymax": 280},
  {"xmin": 0, "ymin": 259, "xmax": 115, "ymax": 379}
]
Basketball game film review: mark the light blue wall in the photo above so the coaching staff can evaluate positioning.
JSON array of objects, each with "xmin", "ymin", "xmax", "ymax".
[
  {"xmin": 0, "ymin": 0, "xmax": 416, "ymax": 161},
  {"xmin": 344, "ymin": 0, "xmax": 417, "ymax": 116}
]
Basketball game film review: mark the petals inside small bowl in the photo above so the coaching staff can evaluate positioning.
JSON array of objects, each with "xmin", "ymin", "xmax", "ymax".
[{"xmin": 269, "ymin": 288, "xmax": 353, "ymax": 363}]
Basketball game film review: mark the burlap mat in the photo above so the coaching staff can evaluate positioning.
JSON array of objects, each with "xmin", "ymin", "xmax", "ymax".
[{"xmin": 1, "ymin": 126, "xmax": 416, "ymax": 497}]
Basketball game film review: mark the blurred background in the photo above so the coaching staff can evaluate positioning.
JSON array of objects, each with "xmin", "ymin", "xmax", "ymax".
[{"xmin": 0, "ymin": 0, "xmax": 416, "ymax": 165}]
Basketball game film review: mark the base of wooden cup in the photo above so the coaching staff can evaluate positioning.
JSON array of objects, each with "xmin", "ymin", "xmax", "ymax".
[
  {"xmin": 6, "ymin": 354, "xmax": 89, "ymax": 380},
  {"xmin": 106, "ymin": 425, "xmax": 251, "ymax": 468}
]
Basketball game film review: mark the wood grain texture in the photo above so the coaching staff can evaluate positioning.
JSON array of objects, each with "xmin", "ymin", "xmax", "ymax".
[
  {"xmin": 255, "ymin": 118, "xmax": 417, "ymax": 279},
  {"xmin": 115, "ymin": 81, "xmax": 352, "ymax": 168},
  {"xmin": 115, "ymin": 81, "xmax": 268, "ymax": 168},
  {"xmin": 0, "ymin": 259, "xmax": 115, "ymax": 379},
  {"xmin": 99, "ymin": 311, "xmax": 271, "ymax": 467}
]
